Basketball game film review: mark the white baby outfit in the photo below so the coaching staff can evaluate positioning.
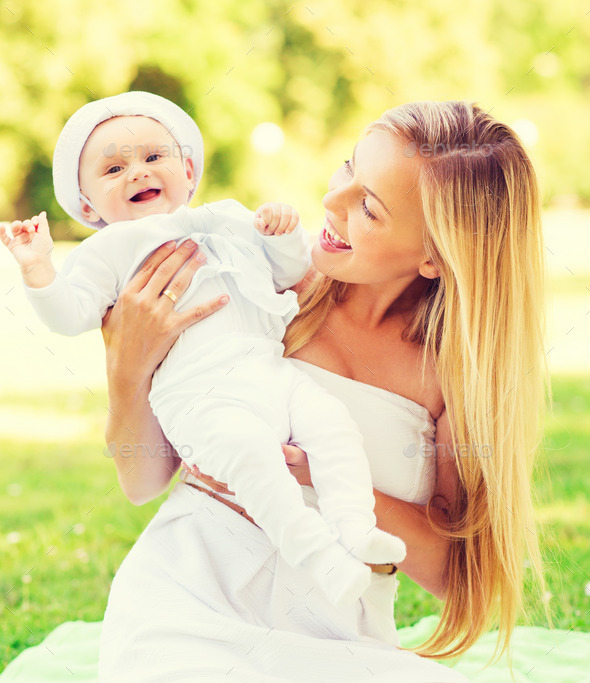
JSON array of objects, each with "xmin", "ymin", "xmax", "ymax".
[
  {"xmin": 98, "ymin": 360, "xmax": 468, "ymax": 682},
  {"xmin": 25, "ymin": 199, "xmax": 406, "ymax": 605}
]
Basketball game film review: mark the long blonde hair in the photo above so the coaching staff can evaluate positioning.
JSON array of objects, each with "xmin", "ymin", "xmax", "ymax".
[{"xmin": 285, "ymin": 102, "xmax": 548, "ymax": 661}]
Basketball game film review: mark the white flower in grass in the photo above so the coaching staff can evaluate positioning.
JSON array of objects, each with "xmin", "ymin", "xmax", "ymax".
[
  {"xmin": 22, "ymin": 574, "xmax": 32, "ymax": 584},
  {"xmin": 73, "ymin": 523, "xmax": 85, "ymax": 535},
  {"xmin": 6, "ymin": 531, "xmax": 21, "ymax": 544},
  {"xmin": 584, "ymin": 582, "xmax": 590, "ymax": 597},
  {"xmin": 542, "ymin": 591, "xmax": 553, "ymax": 604},
  {"xmin": 74, "ymin": 548, "xmax": 89, "ymax": 563},
  {"xmin": 7, "ymin": 483, "xmax": 22, "ymax": 497}
]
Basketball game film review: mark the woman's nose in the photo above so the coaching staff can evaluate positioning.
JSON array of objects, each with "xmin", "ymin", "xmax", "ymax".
[
  {"xmin": 323, "ymin": 182, "xmax": 348, "ymax": 217},
  {"xmin": 323, "ymin": 166, "xmax": 352, "ymax": 215}
]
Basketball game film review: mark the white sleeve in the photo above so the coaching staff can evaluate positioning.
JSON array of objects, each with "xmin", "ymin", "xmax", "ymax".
[
  {"xmin": 24, "ymin": 242, "xmax": 119, "ymax": 336},
  {"xmin": 197, "ymin": 199, "xmax": 311, "ymax": 291},
  {"xmin": 257, "ymin": 223, "xmax": 311, "ymax": 291}
]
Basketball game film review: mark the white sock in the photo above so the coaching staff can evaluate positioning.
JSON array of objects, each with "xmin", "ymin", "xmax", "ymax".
[
  {"xmin": 337, "ymin": 520, "xmax": 407, "ymax": 565},
  {"xmin": 301, "ymin": 541, "xmax": 372, "ymax": 606}
]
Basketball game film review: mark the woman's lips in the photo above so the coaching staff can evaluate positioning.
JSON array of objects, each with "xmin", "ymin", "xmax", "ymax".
[
  {"xmin": 130, "ymin": 188, "xmax": 161, "ymax": 202},
  {"xmin": 319, "ymin": 220, "xmax": 352, "ymax": 253}
]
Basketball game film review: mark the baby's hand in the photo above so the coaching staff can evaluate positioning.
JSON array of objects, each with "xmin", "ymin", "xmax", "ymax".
[
  {"xmin": 0, "ymin": 212, "xmax": 56, "ymax": 287},
  {"xmin": 254, "ymin": 202, "xmax": 299, "ymax": 236},
  {"xmin": 0, "ymin": 212, "xmax": 54, "ymax": 269}
]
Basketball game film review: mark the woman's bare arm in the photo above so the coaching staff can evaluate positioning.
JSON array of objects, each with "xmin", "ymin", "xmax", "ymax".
[
  {"xmin": 102, "ymin": 240, "xmax": 229, "ymax": 505},
  {"xmin": 373, "ymin": 494, "xmax": 450, "ymax": 599},
  {"xmin": 105, "ymin": 371, "xmax": 179, "ymax": 506}
]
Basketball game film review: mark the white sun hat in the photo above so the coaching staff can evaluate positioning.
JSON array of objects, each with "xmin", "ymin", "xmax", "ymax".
[{"xmin": 52, "ymin": 91, "xmax": 204, "ymax": 229}]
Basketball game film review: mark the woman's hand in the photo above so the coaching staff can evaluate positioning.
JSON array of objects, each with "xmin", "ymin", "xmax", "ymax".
[
  {"xmin": 182, "ymin": 444, "xmax": 312, "ymax": 494},
  {"xmin": 181, "ymin": 462, "xmax": 235, "ymax": 495},
  {"xmin": 283, "ymin": 444, "xmax": 312, "ymax": 487},
  {"xmin": 102, "ymin": 239, "xmax": 229, "ymax": 393},
  {"xmin": 101, "ymin": 239, "xmax": 230, "ymax": 505},
  {"xmin": 180, "ymin": 444, "xmax": 312, "ymax": 523}
]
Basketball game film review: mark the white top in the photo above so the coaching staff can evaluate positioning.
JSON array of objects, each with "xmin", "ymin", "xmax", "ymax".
[{"xmin": 289, "ymin": 359, "xmax": 436, "ymax": 506}]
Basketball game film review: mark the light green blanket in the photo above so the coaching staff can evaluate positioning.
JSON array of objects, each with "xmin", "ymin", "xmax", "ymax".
[{"xmin": 1, "ymin": 617, "xmax": 589, "ymax": 682}]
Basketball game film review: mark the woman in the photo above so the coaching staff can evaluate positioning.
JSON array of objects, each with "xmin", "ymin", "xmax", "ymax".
[{"xmin": 99, "ymin": 101, "xmax": 547, "ymax": 681}]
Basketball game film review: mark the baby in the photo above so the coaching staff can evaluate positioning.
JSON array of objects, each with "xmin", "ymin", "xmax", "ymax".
[{"xmin": 1, "ymin": 91, "xmax": 406, "ymax": 605}]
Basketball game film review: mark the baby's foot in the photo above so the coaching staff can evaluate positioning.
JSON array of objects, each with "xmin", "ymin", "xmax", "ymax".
[
  {"xmin": 302, "ymin": 542, "xmax": 371, "ymax": 606},
  {"xmin": 338, "ymin": 520, "xmax": 407, "ymax": 565}
]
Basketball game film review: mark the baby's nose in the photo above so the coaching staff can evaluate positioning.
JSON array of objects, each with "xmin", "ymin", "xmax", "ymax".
[{"xmin": 128, "ymin": 164, "xmax": 151, "ymax": 181}]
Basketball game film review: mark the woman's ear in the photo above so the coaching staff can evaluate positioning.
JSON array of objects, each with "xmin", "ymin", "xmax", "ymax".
[
  {"xmin": 79, "ymin": 197, "xmax": 102, "ymax": 224},
  {"xmin": 418, "ymin": 258, "xmax": 440, "ymax": 280}
]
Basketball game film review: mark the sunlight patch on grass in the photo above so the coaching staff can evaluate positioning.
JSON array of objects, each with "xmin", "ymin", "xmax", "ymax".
[
  {"xmin": 537, "ymin": 497, "xmax": 590, "ymax": 528},
  {"xmin": 0, "ymin": 408, "xmax": 93, "ymax": 442}
]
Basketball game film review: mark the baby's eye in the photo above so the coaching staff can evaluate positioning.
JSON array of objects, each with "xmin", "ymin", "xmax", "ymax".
[
  {"xmin": 344, "ymin": 159, "xmax": 353, "ymax": 175},
  {"xmin": 146, "ymin": 153, "xmax": 161, "ymax": 162},
  {"xmin": 106, "ymin": 165, "xmax": 123, "ymax": 175}
]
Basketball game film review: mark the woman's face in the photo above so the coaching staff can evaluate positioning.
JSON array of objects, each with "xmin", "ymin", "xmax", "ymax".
[{"xmin": 312, "ymin": 130, "xmax": 434, "ymax": 286}]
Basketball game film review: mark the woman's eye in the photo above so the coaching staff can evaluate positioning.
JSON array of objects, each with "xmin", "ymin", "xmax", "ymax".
[
  {"xmin": 106, "ymin": 165, "xmax": 123, "ymax": 174},
  {"xmin": 343, "ymin": 159, "xmax": 375, "ymax": 220},
  {"xmin": 362, "ymin": 199, "xmax": 377, "ymax": 221}
]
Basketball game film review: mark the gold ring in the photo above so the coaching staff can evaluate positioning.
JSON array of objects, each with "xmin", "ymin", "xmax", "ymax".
[
  {"xmin": 366, "ymin": 563, "xmax": 398, "ymax": 575},
  {"xmin": 161, "ymin": 288, "xmax": 178, "ymax": 304}
]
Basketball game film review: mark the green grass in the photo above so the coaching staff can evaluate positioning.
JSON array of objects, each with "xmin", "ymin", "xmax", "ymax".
[
  {"xmin": 1, "ymin": 378, "xmax": 589, "ymax": 670},
  {"xmin": 0, "ymin": 390, "xmax": 165, "ymax": 669}
]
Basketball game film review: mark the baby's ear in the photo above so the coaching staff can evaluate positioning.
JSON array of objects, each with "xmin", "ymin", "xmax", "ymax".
[
  {"xmin": 184, "ymin": 158, "xmax": 196, "ymax": 193},
  {"xmin": 79, "ymin": 197, "xmax": 102, "ymax": 224}
]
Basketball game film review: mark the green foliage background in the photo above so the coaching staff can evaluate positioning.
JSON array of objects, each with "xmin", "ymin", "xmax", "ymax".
[
  {"xmin": 1, "ymin": 0, "xmax": 589, "ymax": 239},
  {"xmin": 2, "ymin": 0, "xmax": 590, "ymax": 670}
]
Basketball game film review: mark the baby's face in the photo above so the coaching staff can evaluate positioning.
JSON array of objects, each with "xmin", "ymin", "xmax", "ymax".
[{"xmin": 78, "ymin": 115, "xmax": 196, "ymax": 225}]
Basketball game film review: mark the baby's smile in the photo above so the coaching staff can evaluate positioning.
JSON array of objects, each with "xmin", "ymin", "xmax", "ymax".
[{"xmin": 129, "ymin": 188, "xmax": 161, "ymax": 203}]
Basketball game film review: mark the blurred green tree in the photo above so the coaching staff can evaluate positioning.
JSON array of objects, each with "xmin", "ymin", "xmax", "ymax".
[{"xmin": 0, "ymin": 0, "xmax": 587, "ymax": 239}]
